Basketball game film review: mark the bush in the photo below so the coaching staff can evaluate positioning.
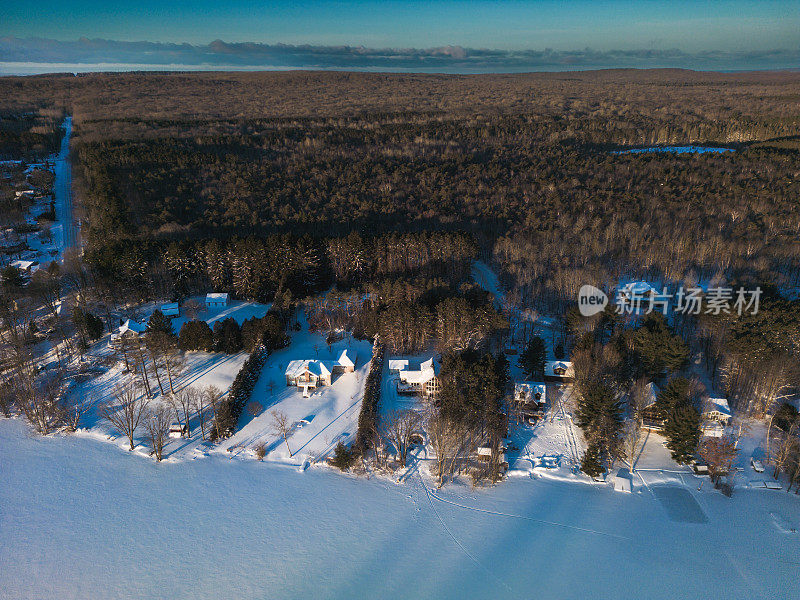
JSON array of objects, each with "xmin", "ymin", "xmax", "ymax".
[
  {"xmin": 178, "ymin": 319, "xmax": 214, "ymax": 351},
  {"xmin": 254, "ymin": 443, "xmax": 267, "ymax": 461},
  {"xmin": 248, "ymin": 401, "xmax": 263, "ymax": 417},
  {"xmin": 330, "ymin": 442, "xmax": 358, "ymax": 470}
]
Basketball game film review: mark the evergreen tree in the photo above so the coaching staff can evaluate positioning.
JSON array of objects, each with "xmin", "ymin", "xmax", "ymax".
[
  {"xmin": 581, "ymin": 443, "xmax": 604, "ymax": 478},
  {"xmin": 633, "ymin": 314, "xmax": 689, "ymax": 378},
  {"xmin": 519, "ymin": 336, "xmax": 546, "ymax": 380},
  {"xmin": 146, "ymin": 309, "xmax": 174, "ymax": 337},
  {"xmin": 663, "ymin": 402, "xmax": 700, "ymax": 464},
  {"xmin": 178, "ymin": 320, "xmax": 214, "ymax": 351},
  {"xmin": 213, "ymin": 317, "xmax": 243, "ymax": 354},
  {"xmin": 575, "ymin": 383, "xmax": 624, "ymax": 468}
]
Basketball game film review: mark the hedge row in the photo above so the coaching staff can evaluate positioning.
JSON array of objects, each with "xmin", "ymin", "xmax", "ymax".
[
  {"xmin": 354, "ymin": 336, "xmax": 385, "ymax": 452},
  {"xmin": 211, "ymin": 345, "xmax": 270, "ymax": 441}
]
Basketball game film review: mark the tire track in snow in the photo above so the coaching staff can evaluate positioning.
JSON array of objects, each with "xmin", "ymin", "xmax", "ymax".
[
  {"xmin": 417, "ymin": 473, "xmax": 516, "ymax": 596},
  {"xmin": 421, "ymin": 473, "xmax": 630, "ymax": 541}
]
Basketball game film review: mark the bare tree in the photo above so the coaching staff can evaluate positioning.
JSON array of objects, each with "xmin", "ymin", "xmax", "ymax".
[
  {"xmin": 623, "ymin": 418, "xmax": 643, "ymax": 473},
  {"xmin": 64, "ymin": 392, "xmax": 97, "ymax": 432},
  {"xmin": 771, "ymin": 421, "xmax": 800, "ymax": 481},
  {"xmin": 428, "ymin": 413, "xmax": 470, "ymax": 488},
  {"xmin": 270, "ymin": 409, "xmax": 293, "ymax": 456},
  {"xmin": 15, "ymin": 374, "xmax": 66, "ymax": 435},
  {"xmin": 101, "ymin": 382, "xmax": 150, "ymax": 450},
  {"xmin": 183, "ymin": 299, "xmax": 203, "ymax": 321},
  {"xmin": 699, "ymin": 435, "xmax": 739, "ymax": 485},
  {"xmin": 144, "ymin": 404, "xmax": 172, "ymax": 461},
  {"xmin": 170, "ymin": 388, "xmax": 196, "ymax": 438},
  {"xmin": 254, "ymin": 442, "xmax": 267, "ymax": 461},
  {"xmin": 201, "ymin": 385, "xmax": 223, "ymax": 440},
  {"xmin": 380, "ymin": 409, "xmax": 423, "ymax": 468}
]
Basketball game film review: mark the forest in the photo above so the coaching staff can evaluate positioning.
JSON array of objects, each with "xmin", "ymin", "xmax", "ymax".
[{"xmin": 0, "ymin": 69, "xmax": 798, "ymax": 444}]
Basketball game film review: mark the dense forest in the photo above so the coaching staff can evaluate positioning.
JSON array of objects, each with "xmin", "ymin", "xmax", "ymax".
[{"xmin": 1, "ymin": 69, "xmax": 798, "ymax": 419}]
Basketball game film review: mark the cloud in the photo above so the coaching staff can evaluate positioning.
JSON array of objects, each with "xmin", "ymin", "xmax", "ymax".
[{"xmin": 1, "ymin": 37, "xmax": 798, "ymax": 72}]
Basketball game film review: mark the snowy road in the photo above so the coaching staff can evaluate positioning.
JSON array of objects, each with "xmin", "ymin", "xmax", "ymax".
[
  {"xmin": 53, "ymin": 116, "xmax": 76, "ymax": 253},
  {"xmin": 2, "ymin": 418, "xmax": 799, "ymax": 600}
]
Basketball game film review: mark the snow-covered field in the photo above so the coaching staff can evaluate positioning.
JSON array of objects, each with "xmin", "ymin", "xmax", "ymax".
[{"xmin": 2, "ymin": 416, "xmax": 799, "ymax": 600}]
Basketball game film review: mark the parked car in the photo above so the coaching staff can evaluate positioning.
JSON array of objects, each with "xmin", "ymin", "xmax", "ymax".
[{"xmin": 751, "ymin": 458, "xmax": 765, "ymax": 472}]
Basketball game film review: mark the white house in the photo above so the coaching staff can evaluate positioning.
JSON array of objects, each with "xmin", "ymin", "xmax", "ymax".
[
  {"xmin": 544, "ymin": 360, "xmax": 574, "ymax": 381},
  {"xmin": 110, "ymin": 319, "xmax": 147, "ymax": 347},
  {"xmin": 205, "ymin": 293, "xmax": 229, "ymax": 309},
  {"xmin": 160, "ymin": 302, "xmax": 180, "ymax": 317},
  {"xmin": 703, "ymin": 398, "xmax": 731, "ymax": 425},
  {"xmin": 396, "ymin": 357, "xmax": 441, "ymax": 398}
]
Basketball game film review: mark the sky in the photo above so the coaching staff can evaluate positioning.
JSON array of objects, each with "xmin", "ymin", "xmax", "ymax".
[{"xmin": 1, "ymin": 1, "xmax": 798, "ymax": 72}]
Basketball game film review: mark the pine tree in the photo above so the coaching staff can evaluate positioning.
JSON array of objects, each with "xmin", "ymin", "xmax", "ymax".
[
  {"xmin": 178, "ymin": 320, "xmax": 214, "ymax": 351},
  {"xmin": 146, "ymin": 309, "xmax": 174, "ymax": 337},
  {"xmin": 519, "ymin": 336, "xmax": 546, "ymax": 380},
  {"xmin": 581, "ymin": 443, "xmax": 604, "ymax": 478},
  {"xmin": 664, "ymin": 402, "xmax": 700, "ymax": 464}
]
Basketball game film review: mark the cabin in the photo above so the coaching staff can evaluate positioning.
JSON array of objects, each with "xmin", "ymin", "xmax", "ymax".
[
  {"xmin": 702, "ymin": 398, "xmax": 731, "ymax": 425},
  {"xmin": 544, "ymin": 360, "xmax": 574, "ymax": 382},
  {"xmin": 110, "ymin": 319, "xmax": 147, "ymax": 347},
  {"xmin": 396, "ymin": 357, "xmax": 441, "ymax": 398},
  {"xmin": 161, "ymin": 302, "xmax": 180, "ymax": 317},
  {"xmin": 168, "ymin": 423, "xmax": 188, "ymax": 439},
  {"xmin": 205, "ymin": 292, "xmax": 229, "ymax": 309},
  {"xmin": 640, "ymin": 382, "xmax": 665, "ymax": 431}
]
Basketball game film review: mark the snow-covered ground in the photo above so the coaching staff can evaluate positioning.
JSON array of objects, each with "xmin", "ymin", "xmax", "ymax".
[
  {"xmin": 2, "ymin": 416, "xmax": 799, "ymax": 600},
  {"xmin": 221, "ymin": 316, "xmax": 374, "ymax": 465}
]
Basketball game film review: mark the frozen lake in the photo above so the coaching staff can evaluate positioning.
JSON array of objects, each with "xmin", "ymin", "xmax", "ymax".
[
  {"xmin": 612, "ymin": 146, "xmax": 736, "ymax": 155},
  {"xmin": 2, "ymin": 418, "xmax": 799, "ymax": 599}
]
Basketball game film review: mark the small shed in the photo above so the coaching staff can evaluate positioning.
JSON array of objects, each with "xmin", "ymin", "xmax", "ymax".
[
  {"xmin": 613, "ymin": 468, "xmax": 633, "ymax": 493},
  {"xmin": 205, "ymin": 292, "xmax": 229, "ymax": 309},
  {"xmin": 161, "ymin": 302, "xmax": 180, "ymax": 317}
]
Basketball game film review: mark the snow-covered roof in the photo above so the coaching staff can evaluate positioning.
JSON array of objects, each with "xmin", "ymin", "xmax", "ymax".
[
  {"xmin": 477, "ymin": 446, "xmax": 493, "ymax": 456},
  {"xmin": 618, "ymin": 281, "xmax": 656, "ymax": 296},
  {"xmin": 10, "ymin": 259, "xmax": 38, "ymax": 271},
  {"xmin": 119, "ymin": 319, "xmax": 147, "ymax": 335},
  {"xmin": 285, "ymin": 359, "xmax": 332, "ymax": 379},
  {"xmin": 398, "ymin": 357, "xmax": 440, "ymax": 384},
  {"xmin": 420, "ymin": 357, "xmax": 440, "ymax": 375},
  {"xmin": 161, "ymin": 302, "xmax": 179, "ymax": 316},
  {"xmin": 515, "ymin": 382, "xmax": 546, "ymax": 403},
  {"xmin": 545, "ymin": 361, "xmax": 574, "ymax": 378},
  {"xmin": 206, "ymin": 293, "xmax": 229, "ymax": 302},
  {"xmin": 704, "ymin": 397, "xmax": 731, "ymax": 417},
  {"xmin": 336, "ymin": 349, "xmax": 355, "ymax": 368},
  {"xmin": 388, "ymin": 359, "xmax": 409, "ymax": 371}
]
